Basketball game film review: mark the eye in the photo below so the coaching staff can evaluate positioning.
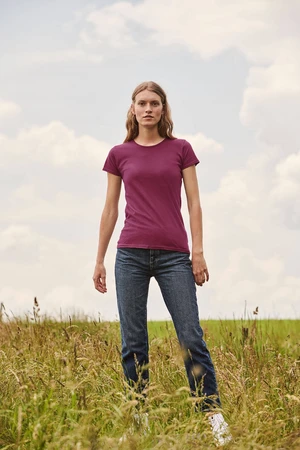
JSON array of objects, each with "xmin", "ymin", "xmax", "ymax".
[{"xmin": 138, "ymin": 101, "xmax": 145, "ymax": 106}]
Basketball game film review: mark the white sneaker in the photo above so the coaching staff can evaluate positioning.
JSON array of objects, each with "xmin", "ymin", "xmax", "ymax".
[
  {"xmin": 119, "ymin": 412, "xmax": 150, "ymax": 444},
  {"xmin": 133, "ymin": 412, "xmax": 150, "ymax": 433},
  {"xmin": 208, "ymin": 413, "xmax": 232, "ymax": 446}
]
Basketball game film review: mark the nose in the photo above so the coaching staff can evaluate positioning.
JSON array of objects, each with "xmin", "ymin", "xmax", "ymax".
[{"xmin": 145, "ymin": 103, "xmax": 152, "ymax": 113}]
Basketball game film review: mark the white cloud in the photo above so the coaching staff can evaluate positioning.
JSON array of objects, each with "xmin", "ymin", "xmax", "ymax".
[
  {"xmin": 0, "ymin": 121, "xmax": 110, "ymax": 167},
  {"xmin": 240, "ymin": 57, "xmax": 300, "ymax": 151},
  {"xmin": 178, "ymin": 132, "xmax": 223, "ymax": 155},
  {"xmin": 189, "ymin": 145, "xmax": 299, "ymax": 318},
  {"xmin": 0, "ymin": 287, "xmax": 35, "ymax": 316},
  {"xmin": 0, "ymin": 99, "xmax": 21, "ymax": 119},
  {"xmin": 134, "ymin": 0, "xmax": 275, "ymax": 62},
  {"xmin": 43, "ymin": 285, "xmax": 79, "ymax": 311},
  {"xmin": 0, "ymin": 224, "xmax": 120, "ymax": 320},
  {"xmin": 201, "ymin": 150, "xmax": 271, "ymax": 240},
  {"xmin": 0, "ymin": 224, "xmax": 100, "ymax": 318},
  {"xmin": 272, "ymin": 152, "xmax": 300, "ymax": 200},
  {"xmin": 80, "ymin": 0, "xmax": 300, "ymax": 62},
  {"xmin": 0, "ymin": 224, "xmax": 75, "ymax": 264},
  {"xmin": 0, "ymin": 225, "xmax": 36, "ymax": 251},
  {"xmin": 82, "ymin": 2, "xmax": 137, "ymax": 49},
  {"xmin": 211, "ymin": 247, "xmax": 299, "ymax": 318},
  {"xmin": 270, "ymin": 152, "xmax": 300, "ymax": 228},
  {"xmin": 3, "ymin": 185, "xmax": 100, "ymax": 224},
  {"xmin": 24, "ymin": 49, "xmax": 103, "ymax": 64}
]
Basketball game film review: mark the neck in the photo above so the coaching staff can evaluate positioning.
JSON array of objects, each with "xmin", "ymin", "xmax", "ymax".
[{"xmin": 135, "ymin": 127, "xmax": 164, "ymax": 146}]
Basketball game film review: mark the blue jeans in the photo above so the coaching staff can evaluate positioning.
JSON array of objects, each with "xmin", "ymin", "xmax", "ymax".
[{"xmin": 115, "ymin": 248, "xmax": 221, "ymax": 410}]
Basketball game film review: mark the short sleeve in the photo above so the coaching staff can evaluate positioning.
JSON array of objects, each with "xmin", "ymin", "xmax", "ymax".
[
  {"xmin": 181, "ymin": 140, "xmax": 199, "ymax": 170},
  {"xmin": 102, "ymin": 148, "xmax": 121, "ymax": 177}
]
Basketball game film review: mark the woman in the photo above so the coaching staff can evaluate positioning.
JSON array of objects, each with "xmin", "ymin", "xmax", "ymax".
[{"xmin": 93, "ymin": 81, "xmax": 231, "ymax": 445}]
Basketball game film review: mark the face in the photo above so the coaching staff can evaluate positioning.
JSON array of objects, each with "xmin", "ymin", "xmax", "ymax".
[{"xmin": 131, "ymin": 89, "xmax": 164, "ymax": 128}]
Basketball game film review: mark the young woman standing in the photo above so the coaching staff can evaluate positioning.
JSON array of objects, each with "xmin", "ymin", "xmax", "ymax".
[{"xmin": 93, "ymin": 81, "xmax": 231, "ymax": 445}]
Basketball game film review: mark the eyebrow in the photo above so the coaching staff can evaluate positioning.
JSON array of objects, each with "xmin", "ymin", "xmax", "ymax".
[{"xmin": 136, "ymin": 98, "xmax": 160, "ymax": 102}]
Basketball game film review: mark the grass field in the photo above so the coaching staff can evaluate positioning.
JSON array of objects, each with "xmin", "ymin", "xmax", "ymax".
[{"xmin": 0, "ymin": 311, "xmax": 299, "ymax": 449}]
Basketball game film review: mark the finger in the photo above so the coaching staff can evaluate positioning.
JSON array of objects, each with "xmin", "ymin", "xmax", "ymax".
[
  {"xmin": 94, "ymin": 278, "xmax": 107, "ymax": 293},
  {"xmin": 196, "ymin": 273, "xmax": 207, "ymax": 286},
  {"xmin": 98, "ymin": 278, "xmax": 107, "ymax": 292},
  {"xmin": 204, "ymin": 269, "xmax": 209, "ymax": 282},
  {"xmin": 197, "ymin": 271, "xmax": 208, "ymax": 284},
  {"xmin": 95, "ymin": 284, "xmax": 107, "ymax": 293},
  {"xmin": 194, "ymin": 274, "xmax": 204, "ymax": 286},
  {"xmin": 95, "ymin": 287, "xmax": 105, "ymax": 293}
]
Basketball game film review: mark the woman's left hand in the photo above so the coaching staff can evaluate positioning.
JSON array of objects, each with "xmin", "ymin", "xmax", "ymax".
[{"xmin": 192, "ymin": 253, "xmax": 209, "ymax": 286}]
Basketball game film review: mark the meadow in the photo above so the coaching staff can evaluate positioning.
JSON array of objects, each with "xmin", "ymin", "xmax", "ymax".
[{"xmin": 0, "ymin": 307, "xmax": 299, "ymax": 449}]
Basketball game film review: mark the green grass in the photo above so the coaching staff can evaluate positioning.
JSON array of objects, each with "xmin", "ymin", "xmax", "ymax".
[{"xmin": 0, "ymin": 315, "xmax": 299, "ymax": 449}]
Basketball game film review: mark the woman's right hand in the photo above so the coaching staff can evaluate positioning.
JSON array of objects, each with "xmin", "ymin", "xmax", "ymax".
[{"xmin": 93, "ymin": 262, "xmax": 107, "ymax": 293}]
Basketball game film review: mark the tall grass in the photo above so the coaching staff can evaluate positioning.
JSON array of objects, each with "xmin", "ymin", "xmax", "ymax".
[{"xmin": 0, "ymin": 307, "xmax": 299, "ymax": 449}]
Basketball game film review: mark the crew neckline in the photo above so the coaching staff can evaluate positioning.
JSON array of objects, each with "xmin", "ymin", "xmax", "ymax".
[{"xmin": 133, "ymin": 138, "xmax": 167, "ymax": 148}]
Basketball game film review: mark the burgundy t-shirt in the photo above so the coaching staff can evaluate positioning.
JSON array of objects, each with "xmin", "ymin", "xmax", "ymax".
[{"xmin": 102, "ymin": 138, "xmax": 199, "ymax": 253}]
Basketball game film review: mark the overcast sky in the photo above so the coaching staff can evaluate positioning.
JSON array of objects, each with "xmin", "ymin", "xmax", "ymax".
[{"xmin": 1, "ymin": 0, "xmax": 299, "ymax": 321}]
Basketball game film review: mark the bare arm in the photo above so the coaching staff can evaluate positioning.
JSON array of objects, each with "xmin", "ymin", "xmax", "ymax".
[
  {"xmin": 182, "ymin": 165, "xmax": 209, "ymax": 286},
  {"xmin": 93, "ymin": 173, "xmax": 122, "ymax": 293}
]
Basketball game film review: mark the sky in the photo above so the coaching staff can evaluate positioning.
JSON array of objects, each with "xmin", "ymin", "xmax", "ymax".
[{"xmin": 0, "ymin": 0, "xmax": 299, "ymax": 321}]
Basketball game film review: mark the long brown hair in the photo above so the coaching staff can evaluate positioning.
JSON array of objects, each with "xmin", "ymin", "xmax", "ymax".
[{"xmin": 124, "ymin": 81, "xmax": 175, "ymax": 142}]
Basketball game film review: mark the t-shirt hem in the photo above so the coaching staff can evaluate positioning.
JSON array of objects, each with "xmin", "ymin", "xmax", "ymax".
[
  {"xmin": 117, "ymin": 243, "xmax": 190, "ymax": 254},
  {"xmin": 182, "ymin": 159, "xmax": 199, "ymax": 170},
  {"xmin": 102, "ymin": 167, "xmax": 121, "ymax": 177}
]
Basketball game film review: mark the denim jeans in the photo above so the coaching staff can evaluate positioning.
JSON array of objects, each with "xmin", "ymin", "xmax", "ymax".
[{"xmin": 115, "ymin": 248, "xmax": 221, "ymax": 410}]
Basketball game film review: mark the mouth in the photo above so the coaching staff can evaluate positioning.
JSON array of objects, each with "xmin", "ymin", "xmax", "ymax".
[{"xmin": 143, "ymin": 116, "xmax": 154, "ymax": 118}]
